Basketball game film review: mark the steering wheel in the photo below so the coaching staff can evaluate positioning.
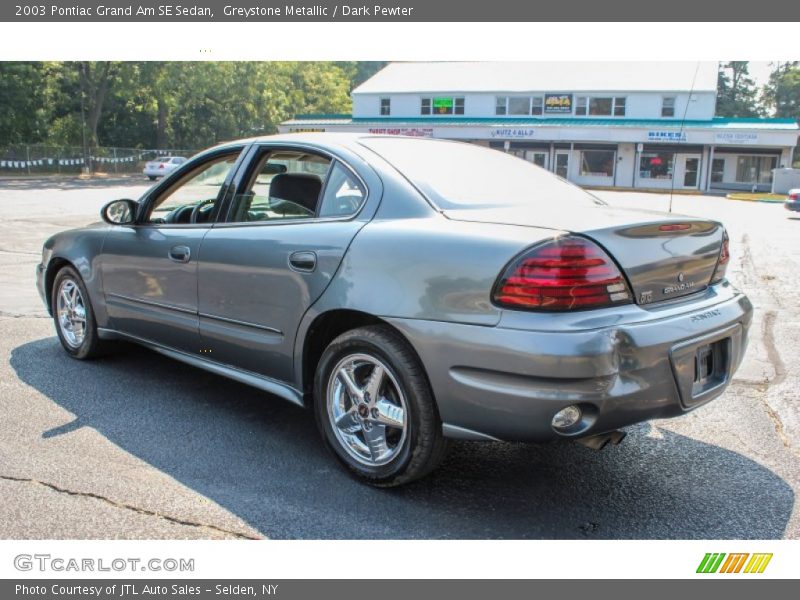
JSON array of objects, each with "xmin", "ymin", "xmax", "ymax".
[
  {"xmin": 164, "ymin": 205, "xmax": 193, "ymax": 224},
  {"xmin": 190, "ymin": 199, "xmax": 216, "ymax": 224}
]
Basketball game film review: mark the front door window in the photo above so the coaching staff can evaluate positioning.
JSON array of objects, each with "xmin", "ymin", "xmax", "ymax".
[
  {"xmin": 145, "ymin": 154, "xmax": 239, "ymax": 224},
  {"xmin": 555, "ymin": 152, "xmax": 569, "ymax": 179}
]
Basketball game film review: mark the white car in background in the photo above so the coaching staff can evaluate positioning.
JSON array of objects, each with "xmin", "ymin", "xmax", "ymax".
[{"xmin": 143, "ymin": 156, "xmax": 187, "ymax": 180}]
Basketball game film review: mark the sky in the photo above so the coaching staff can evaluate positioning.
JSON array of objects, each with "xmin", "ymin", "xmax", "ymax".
[{"xmin": 747, "ymin": 61, "xmax": 776, "ymax": 88}]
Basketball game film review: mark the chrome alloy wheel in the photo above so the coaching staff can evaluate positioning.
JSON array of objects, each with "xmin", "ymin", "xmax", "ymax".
[
  {"xmin": 56, "ymin": 279, "xmax": 87, "ymax": 348},
  {"xmin": 327, "ymin": 353, "xmax": 408, "ymax": 467}
]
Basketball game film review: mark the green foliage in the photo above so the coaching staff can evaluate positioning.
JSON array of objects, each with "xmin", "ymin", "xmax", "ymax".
[
  {"xmin": 0, "ymin": 61, "xmax": 370, "ymax": 150},
  {"xmin": 763, "ymin": 62, "xmax": 800, "ymax": 119},
  {"xmin": 0, "ymin": 62, "xmax": 51, "ymax": 144},
  {"xmin": 716, "ymin": 62, "xmax": 764, "ymax": 118}
]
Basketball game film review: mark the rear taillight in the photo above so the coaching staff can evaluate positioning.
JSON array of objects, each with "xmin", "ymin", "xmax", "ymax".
[
  {"xmin": 493, "ymin": 235, "xmax": 632, "ymax": 311},
  {"xmin": 710, "ymin": 229, "xmax": 730, "ymax": 284},
  {"xmin": 790, "ymin": 192, "xmax": 799, "ymax": 200},
  {"xmin": 159, "ymin": 163, "xmax": 165, "ymax": 169}
]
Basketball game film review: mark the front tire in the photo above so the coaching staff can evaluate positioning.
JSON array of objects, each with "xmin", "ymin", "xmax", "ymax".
[
  {"xmin": 52, "ymin": 266, "xmax": 106, "ymax": 359},
  {"xmin": 314, "ymin": 325, "xmax": 449, "ymax": 487}
]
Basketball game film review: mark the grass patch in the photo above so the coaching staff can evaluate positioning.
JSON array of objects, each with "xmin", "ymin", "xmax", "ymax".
[{"xmin": 726, "ymin": 193, "xmax": 787, "ymax": 203}]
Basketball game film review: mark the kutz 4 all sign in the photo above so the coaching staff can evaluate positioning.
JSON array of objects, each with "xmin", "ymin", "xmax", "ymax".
[{"xmin": 696, "ymin": 553, "xmax": 773, "ymax": 574}]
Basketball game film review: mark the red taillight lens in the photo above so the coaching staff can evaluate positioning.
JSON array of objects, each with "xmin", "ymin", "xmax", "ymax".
[
  {"xmin": 158, "ymin": 163, "xmax": 165, "ymax": 169},
  {"xmin": 493, "ymin": 236, "xmax": 632, "ymax": 311},
  {"xmin": 790, "ymin": 193, "xmax": 799, "ymax": 200},
  {"xmin": 710, "ymin": 230, "xmax": 730, "ymax": 284}
]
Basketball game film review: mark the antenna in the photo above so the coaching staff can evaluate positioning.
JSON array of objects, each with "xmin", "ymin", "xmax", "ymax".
[{"xmin": 669, "ymin": 61, "xmax": 701, "ymax": 213}]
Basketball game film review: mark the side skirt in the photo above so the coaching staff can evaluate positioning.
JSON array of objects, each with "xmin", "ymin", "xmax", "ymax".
[{"xmin": 97, "ymin": 327, "xmax": 305, "ymax": 408}]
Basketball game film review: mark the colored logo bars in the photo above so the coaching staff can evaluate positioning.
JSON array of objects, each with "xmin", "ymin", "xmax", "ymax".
[{"xmin": 696, "ymin": 553, "xmax": 773, "ymax": 574}]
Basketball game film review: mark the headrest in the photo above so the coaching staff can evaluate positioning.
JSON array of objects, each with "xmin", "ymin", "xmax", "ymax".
[{"xmin": 269, "ymin": 173, "xmax": 322, "ymax": 212}]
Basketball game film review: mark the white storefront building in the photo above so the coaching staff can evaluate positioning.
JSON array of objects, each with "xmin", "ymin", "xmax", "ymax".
[{"xmin": 280, "ymin": 62, "xmax": 799, "ymax": 192}]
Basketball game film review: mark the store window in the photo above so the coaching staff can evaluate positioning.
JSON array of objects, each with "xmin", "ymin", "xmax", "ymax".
[
  {"xmin": 579, "ymin": 150, "xmax": 615, "ymax": 177},
  {"xmin": 508, "ymin": 96, "xmax": 530, "ymax": 115},
  {"xmin": 420, "ymin": 98, "xmax": 431, "ymax": 115},
  {"xmin": 531, "ymin": 96, "xmax": 544, "ymax": 115},
  {"xmin": 662, "ymin": 97, "xmax": 676, "ymax": 118},
  {"xmin": 590, "ymin": 98, "xmax": 612, "ymax": 115},
  {"xmin": 711, "ymin": 158, "xmax": 725, "ymax": 183},
  {"xmin": 421, "ymin": 96, "xmax": 464, "ymax": 116},
  {"xmin": 495, "ymin": 97, "xmax": 507, "ymax": 115},
  {"xmin": 380, "ymin": 98, "xmax": 391, "ymax": 116},
  {"xmin": 736, "ymin": 155, "xmax": 777, "ymax": 184},
  {"xmin": 639, "ymin": 152, "xmax": 674, "ymax": 180},
  {"xmin": 575, "ymin": 96, "xmax": 625, "ymax": 116}
]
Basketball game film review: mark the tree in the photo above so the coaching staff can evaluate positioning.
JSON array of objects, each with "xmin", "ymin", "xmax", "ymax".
[
  {"xmin": 716, "ymin": 61, "xmax": 764, "ymax": 118},
  {"xmin": 335, "ymin": 61, "xmax": 387, "ymax": 90},
  {"xmin": 1, "ymin": 61, "xmax": 375, "ymax": 155},
  {"xmin": 763, "ymin": 62, "xmax": 800, "ymax": 167},
  {"xmin": 763, "ymin": 62, "xmax": 800, "ymax": 119},
  {"xmin": 0, "ymin": 62, "xmax": 49, "ymax": 144},
  {"xmin": 77, "ymin": 61, "xmax": 119, "ymax": 146}
]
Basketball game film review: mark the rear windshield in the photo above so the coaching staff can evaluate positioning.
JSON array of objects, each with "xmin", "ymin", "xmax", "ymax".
[{"xmin": 360, "ymin": 137, "xmax": 604, "ymax": 210}]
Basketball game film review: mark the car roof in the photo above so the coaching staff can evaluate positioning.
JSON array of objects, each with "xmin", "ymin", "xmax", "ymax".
[{"xmin": 205, "ymin": 132, "xmax": 459, "ymax": 158}]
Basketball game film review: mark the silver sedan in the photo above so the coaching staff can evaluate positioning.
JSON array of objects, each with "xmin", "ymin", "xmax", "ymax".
[
  {"xmin": 36, "ymin": 134, "xmax": 752, "ymax": 486},
  {"xmin": 142, "ymin": 156, "xmax": 186, "ymax": 180}
]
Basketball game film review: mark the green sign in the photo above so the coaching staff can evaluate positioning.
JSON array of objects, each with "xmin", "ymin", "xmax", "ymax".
[{"xmin": 433, "ymin": 97, "xmax": 454, "ymax": 109}]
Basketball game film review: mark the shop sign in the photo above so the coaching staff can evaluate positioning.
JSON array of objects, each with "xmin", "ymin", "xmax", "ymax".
[
  {"xmin": 647, "ymin": 131, "xmax": 687, "ymax": 142},
  {"xmin": 490, "ymin": 128, "xmax": 537, "ymax": 139},
  {"xmin": 714, "ymin": 132, "xmax": 759, "ymax": 144},
  {"xmin": 544, "ymin": 94, "xmax": 573, "ymax": 114},
  {"xmin": 367, "ymin": 127, "xmax": 433, "ymax": 137}
]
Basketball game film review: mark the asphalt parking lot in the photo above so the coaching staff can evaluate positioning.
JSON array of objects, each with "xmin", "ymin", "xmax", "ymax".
[{"xmin": 0, "ymin": 175, "xmax": 798, "ymax": 539}]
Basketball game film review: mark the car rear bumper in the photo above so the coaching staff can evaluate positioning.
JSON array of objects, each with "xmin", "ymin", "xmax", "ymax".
[
  {"xmin": 784, "ymin": 200, "xmax": 800, "ymax": 212},
  {"xmin": 386, "ymin": 283, "xmax": 753, "ymax": 443}
]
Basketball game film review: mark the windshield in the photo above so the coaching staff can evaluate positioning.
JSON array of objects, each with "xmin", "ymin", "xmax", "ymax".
[{"xmin": 360, "ymin": 137, "xmax": 604, "ymax": 210}]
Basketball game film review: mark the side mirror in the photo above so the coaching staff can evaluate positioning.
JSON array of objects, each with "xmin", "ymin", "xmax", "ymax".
[{"xmin": 101, "ymin": 199, "xmax": 137, "ymax": 225}]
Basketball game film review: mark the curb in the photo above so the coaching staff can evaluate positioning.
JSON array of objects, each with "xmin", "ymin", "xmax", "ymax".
[{"xmin": 725, "ymin": 194, "xmax": 787, "ymax": 204}]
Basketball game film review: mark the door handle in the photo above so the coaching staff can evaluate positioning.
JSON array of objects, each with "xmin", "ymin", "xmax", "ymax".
[
  {"xmin": 168, "ymin": 245, "xmax": 191, "ymax": 263},
  {"xmin": 289, "ymin": 251, "xmax": 317, "ymax": 272}
]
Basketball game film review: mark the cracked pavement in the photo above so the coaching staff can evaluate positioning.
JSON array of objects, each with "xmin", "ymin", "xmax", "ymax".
[{"xmin": 0, "ymin": 177, "xmax": 798, "ymax": 539}]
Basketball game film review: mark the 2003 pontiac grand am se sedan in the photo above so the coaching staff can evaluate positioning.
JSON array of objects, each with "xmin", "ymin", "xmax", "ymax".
[{"xmin": 36, "ymin": 133, "xmax": 753, "ymax": 486}]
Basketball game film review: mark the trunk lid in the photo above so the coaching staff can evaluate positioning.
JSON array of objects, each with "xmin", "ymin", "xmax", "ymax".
[{"xmin": 444, "ymin": 204, "xmax": 724, "ymax": 305}]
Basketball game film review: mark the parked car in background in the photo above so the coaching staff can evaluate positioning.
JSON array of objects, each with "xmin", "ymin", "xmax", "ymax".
[
  {"xmin": 37, "ymin": 134, "xmax": 752, "ymax": 486},
  {"xmin": 143, "ymin": 156, "xmax": 186, "ymax": 180},
  {"xmin": 784, "ymin": 189, "xmax": 800, "ymax": 213}
]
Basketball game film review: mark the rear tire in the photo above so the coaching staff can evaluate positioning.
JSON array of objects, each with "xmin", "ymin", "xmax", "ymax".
[
  {"xmin": 52, "ymin": 266, "xmax": 106, "ymax": 359},
  {"xmin": 147, "ymin": 175, "xmax": 156, "ymax": 181},
  {"xmin": 314, "ymin": 324, "xmax": 449, "ymax": 487}
]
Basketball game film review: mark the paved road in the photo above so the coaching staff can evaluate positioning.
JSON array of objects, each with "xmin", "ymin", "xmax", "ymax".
[{"xmin": 0, "ymin": 177, "xmax": 797, "ymax": 539}]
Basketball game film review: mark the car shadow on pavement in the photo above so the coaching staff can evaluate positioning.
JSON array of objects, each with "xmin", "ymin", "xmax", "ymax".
[{"xmin": 10, "ymin": 336, "xmax": 794, "ymax": 540}]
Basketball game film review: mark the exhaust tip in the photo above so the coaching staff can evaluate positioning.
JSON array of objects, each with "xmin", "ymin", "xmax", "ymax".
[{"xmin": 577, "ymin": 430, "xmax": 626, "ymax": 451}]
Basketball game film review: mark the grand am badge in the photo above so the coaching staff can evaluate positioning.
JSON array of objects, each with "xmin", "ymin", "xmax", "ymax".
[{"xmin": 664, "ymin": 273, "xmax": 695, "ymax": 295}]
